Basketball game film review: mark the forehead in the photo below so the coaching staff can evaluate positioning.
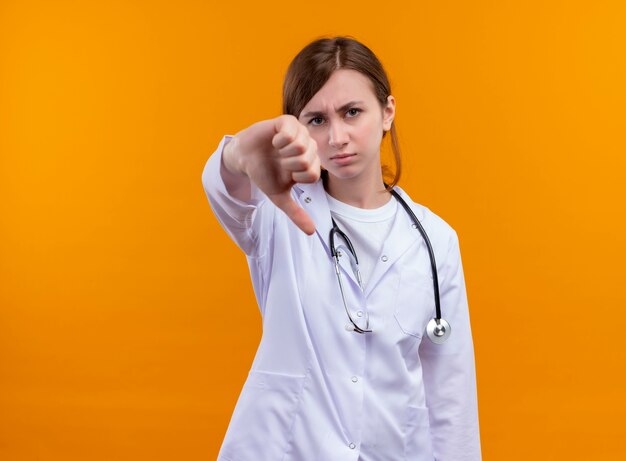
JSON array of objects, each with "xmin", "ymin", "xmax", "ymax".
[{"xmin": 301, "ymin": 69, "xmax": 378, "ymax": 111}]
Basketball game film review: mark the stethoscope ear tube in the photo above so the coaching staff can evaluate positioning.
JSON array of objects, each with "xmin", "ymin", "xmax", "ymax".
[
  {"xmin": 330, "ymin": 217, "xmax": 359, "ymax": 264},
  {"xmin": 330, "ymin": 227, "xmax": 371, "ymax": 333}
]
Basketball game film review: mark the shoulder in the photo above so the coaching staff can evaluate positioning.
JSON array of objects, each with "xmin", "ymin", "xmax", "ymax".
[{"xmin": 393, "ymin": 185, "xmax": 459, "ymax": 250}]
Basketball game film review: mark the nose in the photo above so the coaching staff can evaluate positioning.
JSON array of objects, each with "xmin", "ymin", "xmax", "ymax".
[{"xmin": 328, "ymin": 121, "xmax": 349, "ymax": 148}]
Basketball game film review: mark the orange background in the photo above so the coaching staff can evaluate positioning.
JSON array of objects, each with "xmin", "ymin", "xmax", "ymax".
[{"xmin": 1, "ymin": 1, "xmax": 625, "ymax": 459}]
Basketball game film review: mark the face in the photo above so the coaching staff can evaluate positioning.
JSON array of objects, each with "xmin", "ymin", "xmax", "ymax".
[{"xmin": 298, "ymin": 69, "xmax": 395, "ymax": 184}]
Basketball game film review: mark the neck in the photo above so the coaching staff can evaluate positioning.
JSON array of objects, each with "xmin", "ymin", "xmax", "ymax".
[{"xmin": 324, "ymin": 170, "xmax": 391, "ymax": 209}]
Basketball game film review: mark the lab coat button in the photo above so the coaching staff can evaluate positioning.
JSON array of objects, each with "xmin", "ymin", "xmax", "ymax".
[
  {"xmin": 304, "ymin": 196, "xmax": 312, "ymax": 203},
  {"xmin": 356, "ymin": 310, "xmax": 363, "ymax": 317},
  {"xmin": 381, "ymin": 255, "xmax": 389, "ymax": 262},
  {"xmin": 351, "ymin": 376, "xmax": 358, "ymax": 383},
  {"xmin": 349, "ymin": 442, "xmax": 356, "ymax": 449}
]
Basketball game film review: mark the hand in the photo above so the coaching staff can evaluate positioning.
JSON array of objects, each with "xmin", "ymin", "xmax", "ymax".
[{"xmin": 223, "ymin": 115, "xmax": 320, "ymax": 235}]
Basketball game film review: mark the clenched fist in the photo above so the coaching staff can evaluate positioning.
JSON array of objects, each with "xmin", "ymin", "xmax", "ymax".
[{"xmin": 222, "ymin": 115, "xmax": 321, "ymax": 235}]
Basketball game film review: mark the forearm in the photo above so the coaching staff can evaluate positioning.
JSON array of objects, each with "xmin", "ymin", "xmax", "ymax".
[{"xmin": 220, "ymin": 136, "xmax": 252, "ymax": 202}]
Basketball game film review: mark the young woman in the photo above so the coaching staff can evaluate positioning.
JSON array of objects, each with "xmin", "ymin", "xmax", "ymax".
[{"xmin": 202, "ymin": 36, "xmax": 481, "ymax": 461}]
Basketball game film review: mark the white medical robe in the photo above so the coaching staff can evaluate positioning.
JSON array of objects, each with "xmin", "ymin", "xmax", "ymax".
[{"xmin": 202, "ymin": 136, "xmax": 482, "ymax": 461}]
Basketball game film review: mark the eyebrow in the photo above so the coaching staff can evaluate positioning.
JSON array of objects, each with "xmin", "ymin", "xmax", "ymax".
[{"xmin": 301, "ymin": 100, "xmax": 365, "ymax": 119}]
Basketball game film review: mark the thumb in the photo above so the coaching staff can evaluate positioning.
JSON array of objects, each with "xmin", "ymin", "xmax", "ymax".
[{"xmin": 270, "ymin": 191, "xmax": 316, "ymax": 235}]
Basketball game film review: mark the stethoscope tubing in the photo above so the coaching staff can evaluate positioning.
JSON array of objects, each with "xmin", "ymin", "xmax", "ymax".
[
  {"xmin": 328, "ymin": 188, "xmax": 450, "ymax": 343},
  {"xmin": 389, "ymin": 189, "xmax": 442, "ymax": 322}
]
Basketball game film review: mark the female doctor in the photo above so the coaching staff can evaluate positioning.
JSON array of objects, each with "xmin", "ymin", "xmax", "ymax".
[{"xmin": 202, "ymin": 37, "xmax": 481, "ymax": 461}]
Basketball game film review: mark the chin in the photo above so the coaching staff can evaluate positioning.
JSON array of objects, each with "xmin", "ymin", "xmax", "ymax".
[{"xmin": 325, "ymin": 167, "xmax": 362, "ymax": 181}]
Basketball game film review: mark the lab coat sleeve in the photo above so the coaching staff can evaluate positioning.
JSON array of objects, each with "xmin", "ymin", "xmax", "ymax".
[
  {"xmin": 201, "ymin": 135, "xmax": 274, "ymax": 257},
  {"xmin": 418, "ymin": 230, "xmax": 482, "ymax": 460}
]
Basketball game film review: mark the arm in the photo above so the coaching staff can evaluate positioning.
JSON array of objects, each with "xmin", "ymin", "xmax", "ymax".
[
  {"xmin": 418, "ymin": 230, "xmax": 482, "ymax": 460},
  {"xmin": 202, "ymin": 116, "xmax": 320, "ymax": 242},
  {"xmin": 202, "ymin": 135, "xmax": 268, "ymax": 256},
  {"xmin": 220, "ymin": 135, "xmax": 253, "ymax": 203}
]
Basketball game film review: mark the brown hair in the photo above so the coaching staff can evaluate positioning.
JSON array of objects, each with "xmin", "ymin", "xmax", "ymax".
[{"xmin": 282, "ymin": 36, "xmax": 401, "ymax": 189}]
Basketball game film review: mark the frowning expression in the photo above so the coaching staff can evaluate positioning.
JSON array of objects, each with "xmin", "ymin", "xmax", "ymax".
[{"xmin": 298, "ymin": 69, "xmax": 395, "ymax": 183}]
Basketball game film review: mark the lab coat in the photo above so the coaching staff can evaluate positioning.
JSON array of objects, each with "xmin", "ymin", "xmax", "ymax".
[{"xmin": 202, "ymin": 136, "xmax": 482, "ymax": 461}]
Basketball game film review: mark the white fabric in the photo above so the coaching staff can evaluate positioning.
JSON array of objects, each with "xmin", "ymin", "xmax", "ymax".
[
  {"xmin": 325, "ymin": 191, "xmax": 397, "ymax": 289},
  {"xmin": 202, "ymin": 135, "xmax": 482, "ymax": 461}
]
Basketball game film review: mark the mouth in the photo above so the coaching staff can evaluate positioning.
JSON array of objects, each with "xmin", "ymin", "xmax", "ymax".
[
  {"xmin": 329, "ymin": 152, "xmax": 357, "ymax": 166},
  {"xmin": 330, "ymin": 153, "xmax": 356, "ymax": 160}
]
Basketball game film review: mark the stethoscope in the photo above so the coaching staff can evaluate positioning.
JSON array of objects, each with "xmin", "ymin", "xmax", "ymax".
[{"xmin": 329, "ymin": 188, "xmax": 451, "ymax": 344}]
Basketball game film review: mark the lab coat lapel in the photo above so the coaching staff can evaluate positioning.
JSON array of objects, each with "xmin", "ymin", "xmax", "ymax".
[
  {"xmin": 364, "ymin": 188, "xmax": 425, "ymax": 298},
  {"xmin": 294, "ymin": 182, "xmax": 361, "ymax": 288}
]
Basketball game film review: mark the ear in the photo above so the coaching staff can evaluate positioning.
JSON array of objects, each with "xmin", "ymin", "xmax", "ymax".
[{"xmin": 382, "ymin": 95, "xmax": 396, "ymax": 132}]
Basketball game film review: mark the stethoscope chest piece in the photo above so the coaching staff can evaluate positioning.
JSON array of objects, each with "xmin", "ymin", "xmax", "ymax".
[{"xmin": 426, "ymin": 318, "xmax": 451, "ymax": 344}]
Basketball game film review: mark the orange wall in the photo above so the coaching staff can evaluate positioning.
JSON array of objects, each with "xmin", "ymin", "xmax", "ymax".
[{"xmin": 1, "ymin": 1, "xmax": 625, "ymax": 459}]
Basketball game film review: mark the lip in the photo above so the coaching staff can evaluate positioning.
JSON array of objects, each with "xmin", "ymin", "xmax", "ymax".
[
  {"xmin": 330, "ymin": 152, "xmax": 355, "ymax": 159},
  {"xmin": 329, "ymin": 153, "xmax": 356, "ymax": 166}
]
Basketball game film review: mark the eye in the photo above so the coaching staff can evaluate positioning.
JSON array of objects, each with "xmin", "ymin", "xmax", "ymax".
[
  {"xmin": 346, "ymin": 108, "xmax": 361, "ymax": 118},
  {"xmin": 309, "ymin": 116, "xmax": 324, "ymax": 126}
]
